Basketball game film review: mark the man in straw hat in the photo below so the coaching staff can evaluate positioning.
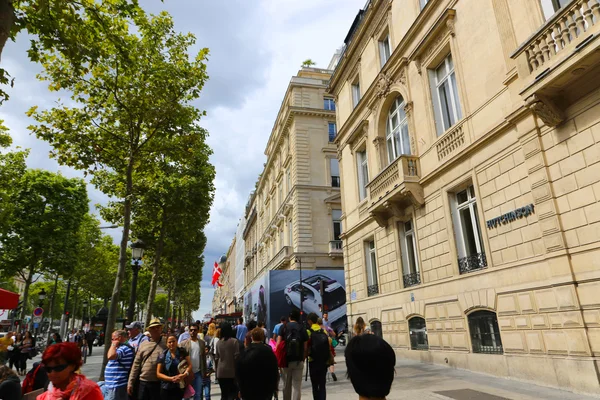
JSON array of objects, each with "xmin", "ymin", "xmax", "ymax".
[{"xmin": 128, "ymin": 318, "xmax": 167, "ymax": 400}]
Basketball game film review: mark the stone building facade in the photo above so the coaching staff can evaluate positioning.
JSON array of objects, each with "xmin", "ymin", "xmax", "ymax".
[
  {"xmin": 243, "ymin": 68, "xmax": 344, "ymax": 293},
  {"xmin": 211, "ymin": 239, "xmax": 236, "ymax": 316},
  {"xmin": 329, "ymin": 0, "xmax": 600, "ymax": 393}
]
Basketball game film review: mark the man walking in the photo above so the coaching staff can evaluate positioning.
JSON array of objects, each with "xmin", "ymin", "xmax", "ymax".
[
  {"xmin": 85, "ymin": 329, "xmax": 97, "ymax": 356},
  {"xmin": 307, "ymin": 313, "xmax": 331, "ymax": 400},
  {"xmin": 128, "ymin": 318, "xmax": 166, "ymax": 400},
  {"xmin": 180, "ymin": 323, "xmax": 208, "ymax": 400},
  {"xmin": 126, "ymin": 321, "xmax": 148, "ymax": 353},
  {"xmin": 277, "ymin": 310, "xmax": 308, "ymax": 400},
  {"xmin": 104, "ymin": 330, "xmax": 134, "ymax": 400},
  {"xmin": 235, "ymin": 317, "xmax": 247, "ymax": 343}
]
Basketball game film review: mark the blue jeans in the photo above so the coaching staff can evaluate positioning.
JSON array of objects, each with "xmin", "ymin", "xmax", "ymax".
[
  {"xmin": 192, "ymin": 371, "xmax": 210, "ymax": 400},
  {"xmin": 103, "ymin": 385, "xmax": 128, "ymax": 400}
]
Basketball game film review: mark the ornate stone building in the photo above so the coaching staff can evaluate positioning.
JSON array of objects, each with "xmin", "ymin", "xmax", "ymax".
[
  {"xmin": 243, "ymin": 68, "xmax": 344, "ymax": 293},
  {"xmin": 329, "ymin": 0, "xmax": 600, "ymax": 393},
  {"xmin": 211, "ymin": 240, "xmax": 236, "ymax": 316}
]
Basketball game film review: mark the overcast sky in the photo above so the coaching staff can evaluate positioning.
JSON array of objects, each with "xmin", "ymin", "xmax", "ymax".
[{"xmin": 1, "ymin": 0, "xmax": 364, "ymax": 320}]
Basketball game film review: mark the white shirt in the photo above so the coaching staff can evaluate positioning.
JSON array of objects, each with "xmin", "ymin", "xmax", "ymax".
[{"xmin": 190, "ymin": 340, "xmax": 201, "ymax": 373}]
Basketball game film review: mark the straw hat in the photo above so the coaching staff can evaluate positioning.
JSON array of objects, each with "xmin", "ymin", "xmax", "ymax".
[{"xmin": 147, "ymin": 318, "xmax": 163, "ymax": 329}]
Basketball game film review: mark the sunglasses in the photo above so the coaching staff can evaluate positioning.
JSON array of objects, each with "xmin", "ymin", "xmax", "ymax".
[
  {"xmin": 189, "ymin": 329, "xmax": 198, "ymax": 332},
  {"xmin": 45, "ymin": 364, "xmax": 70, "ymax": 373}
]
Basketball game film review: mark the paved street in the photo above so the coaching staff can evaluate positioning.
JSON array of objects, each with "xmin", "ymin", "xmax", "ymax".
[{"xmin": 25, "ymin": 345, "xmax": 598, "ymax": 399}]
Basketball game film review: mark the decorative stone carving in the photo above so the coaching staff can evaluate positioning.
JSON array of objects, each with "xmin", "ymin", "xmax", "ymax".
[
  {"xmin": 525, "ymin": 94, "xmax": 564, "ymax": 127},
  {"xmin": 373, "ymin": 136, "xmax": 385, "ymax": 151},
  {"xmin": 446, "ymin": 18, "xmax": 456, "ymax": 36},
  {"xmin": 398, "ymin": 69, "xmax": 407, "ymax": 86},
  {"xmin": 375, "ymin": 73, "xmax": 392, "ymax": 99},
  {"xmin": 415, "ymin": 58, "xmax": 422, "ymax": 75}
]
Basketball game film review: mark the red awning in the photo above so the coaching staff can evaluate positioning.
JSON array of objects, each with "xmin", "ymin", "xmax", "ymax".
[{"xmin": 0, "ymin": 289, "xmax": 19, "ymax": 309}]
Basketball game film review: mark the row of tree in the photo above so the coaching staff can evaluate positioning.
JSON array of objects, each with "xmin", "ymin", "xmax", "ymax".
[{"xmin": 0, "ymin": 0, "xmax": 215, "ymax": 376}]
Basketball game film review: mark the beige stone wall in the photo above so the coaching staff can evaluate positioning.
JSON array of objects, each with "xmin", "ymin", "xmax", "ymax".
[{"xmin": 330, "ymin": 0, "xmax": 600, "ymax": 393}]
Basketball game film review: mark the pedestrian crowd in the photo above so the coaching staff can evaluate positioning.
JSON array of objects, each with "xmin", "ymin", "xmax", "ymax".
[{"xmin": 0, "ymin": 314, "xmax": 396, "ymax": 400}]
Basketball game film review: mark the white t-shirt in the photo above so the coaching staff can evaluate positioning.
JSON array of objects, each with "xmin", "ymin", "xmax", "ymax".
[{"xmin": 190, "ymin": 340, "xmax": 201, "ymax": 373}]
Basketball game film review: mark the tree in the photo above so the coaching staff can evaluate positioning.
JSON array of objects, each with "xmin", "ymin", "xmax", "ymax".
[
  {"xmin": 0, "ymin": 127, "xmax": 27, "ymax": 236},
  {"xmin": 27, "ymin": 8, "xmax": 210, "ymax": 376},
  {"xmin": 0, "ymin": 170, "xmax": 88, "ymax": 319},
  {"xmin": 302, "ymin": 59, "xmax": 316, "ymax": 68},
  {"xmin": 0, "ymin": 0, "xmax": 139, "ymax": 104}
]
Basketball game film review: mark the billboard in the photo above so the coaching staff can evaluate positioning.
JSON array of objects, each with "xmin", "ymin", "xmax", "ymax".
[
  {"xmin": 243, "ymin": 274, "xmax": 268, "ymax": 325},
  {"xmin": 270, "ymin": 269, "xmax": 347, "ymax": 334}
]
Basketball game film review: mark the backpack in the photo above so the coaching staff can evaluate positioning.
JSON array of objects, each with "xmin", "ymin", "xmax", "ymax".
[
  {"xmin": 285, "ymin": 322, "xmax": 303, "ymax": 362},
  {"xmin": 309, "ymin": 328, "xmax": 330, "ymax": 364}
]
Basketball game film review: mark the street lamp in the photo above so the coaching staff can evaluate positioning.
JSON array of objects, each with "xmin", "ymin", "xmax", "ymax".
[
  {"xmin": 127, "ymin": 239, "xmax": 146, "ymax": 322},
  {"xmin": 82, "ymin": 300, "xmax": 89, "ymax": 330},
  {"xmin": 38, "ymin": 288, "xmax": 46, "ymax": 307}
]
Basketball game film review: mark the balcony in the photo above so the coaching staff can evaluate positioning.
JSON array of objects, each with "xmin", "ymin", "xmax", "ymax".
[
  {"xmin": 265, "ymin": 246, "xmax": 291, "ymax": 271},
  {"xmin": 402, "ymin": 271, "xmax": 421, "ymax": 288},
  {"xmin": 458, "ymin": 252, "xmax": 487, "ymax": 274},
  {"xmin": 328, "ymin": 240, "xmax": 343, "ymax": 258},
  {"xmin": 366, "ymin": 155, "xmax": 424, "ymax": 227},
  {"xmin": 511, "ymin": 0, "xmax": 600, "ymax": 126},
  {"xmin": 367, "ymin": 283, "xmax": 379, "ymax": 297}
]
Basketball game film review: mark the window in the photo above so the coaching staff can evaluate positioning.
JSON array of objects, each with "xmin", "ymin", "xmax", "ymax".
[
  {"xmin": 540, "ymin": 0, "xmax": 568, "ymax": 20},
  {"xmin": 328, "ymin": 122, "xmax": 337, "ymax": 142},
  {"xmin": 357, "ymin": 150, "xmax": 369, "ymax": 201},
  {"xmin": 386, "ymin": 96, "xmax": 411, "ymax": 163},
  {"xmin": 279, "ymin": 228, "xmax": 284, "ymax": 250},
  {"xmin": 451, "ymin": 185, "xmax": 487, "ymax": 274},
  {"xmin": 288, "ymin": 220, "xmax": 293, "ymax": 248},
  {"xmin": 409, "ymin": 317, "xmax": 428, "ymax": 350},
  {"xmin": 324, "ymin": 98, "xmax": 336, "ymax": 111},
  {"xmin": 286, "ymin": 169, "xmax": 291, "ymax": 193},
  {"xmin": 365, "ymin": 240, "xmax": 379, "ymax": 296},
  {"xmin": 379, "ymin": 34, "xmax": 391, "ymax": 67},
  {"xmin": 278, "ymin": 183, "xmax": 283, "ymax": 206},
  {"xmin": 400, "ymin": 220, "xmax": 420, "ymax": 287},
  {"xmin": 430, "ymin": 54, "xmax": 462, "ymax": 136},
  {"xmin": 468, "ymin": 310, "xmax": 503, "ymax": 354},
  {"xmin": 330, "ymin": 158, "xmax": 340, "ymax": 188},
  {"xmin": 419, "ymin": 0, "xmax": 430, "ymax": 10},
  {"xmin": 332, "ymin": 209, "xmax": 342, "ymax": 241},
  {"xmin": 352, "ymin": 79, "xmax": 361, "ymax": 108}
]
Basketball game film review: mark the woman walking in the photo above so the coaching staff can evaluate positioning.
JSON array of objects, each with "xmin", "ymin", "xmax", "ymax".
[
  {"xmin": 353, "ymin": 317, "xmax": 371, "ymax": 336},
  {"xmin": 8, "ymin": 333, "xmax": 22, "ymax": 373},
  {"xmin": 37, "ymin": 342, "xmax": 103, "ymax": 399},
  {"xmin": 156, "ymin": 335, "xmax": 192, "ymax": 400},
  {"xmin": 19, "ymin": 332, "xmax": 33, "ymax": 376},
  {"xmin": 211, "ymin": 327, "xmax": 221, "ymax": 385},
  {"xmin": 215, "ymin": 323, "xmax": 240, "ymax": 400}
]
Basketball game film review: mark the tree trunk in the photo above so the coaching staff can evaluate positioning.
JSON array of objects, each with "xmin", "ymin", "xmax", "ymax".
[
  {"xmin": 164, "ymin": 285, "xmax": 172, "ymax": 330},
  {"xmin": 0, "ymin": 0, "xmax": 15, "ymax": 62},
  {"xmin": 20, "ymin": 265, "xmax": 35, "ymax": 320},
  {"xmin": 144, "ymin": 211, "xmax": 167, "ymax": 327},
  {"xmin": 100, "ymin": 156, "xmax": 134, "ymax": 380},
  {"xmin": 70, "ymin": 285, "xmax": 79, "ymax": 331},
  {"xmin": 46, "ymin": 274, "xmax": 59, "ymax": 343}
]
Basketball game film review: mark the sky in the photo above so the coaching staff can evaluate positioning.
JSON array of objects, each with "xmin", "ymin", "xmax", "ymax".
[{"xmin": 1, "ymin": 0, "xmax": 365, "ymax": 321}]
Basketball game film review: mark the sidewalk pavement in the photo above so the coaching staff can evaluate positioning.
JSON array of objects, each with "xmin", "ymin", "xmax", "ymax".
[{"xmin": 209, "ymin": 351, "xmax": 598, "ymax": 400}]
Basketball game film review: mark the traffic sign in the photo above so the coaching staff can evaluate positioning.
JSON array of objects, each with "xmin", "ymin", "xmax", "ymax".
[
  {"xmin": 32, "ymin": 316, "xmax": 42, "ymax": 323},
  {"xmin": 33, "ymin": 322, "xmax": 39, "ymax": 329},
  {"xmin": 33, "ymin": 307, "xmax": 43, "ymax": 317}
]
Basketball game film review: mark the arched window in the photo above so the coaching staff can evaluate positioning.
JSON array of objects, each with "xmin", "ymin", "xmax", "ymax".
[
  {"xmin": 408, "ymin": 317, "xmax": 428, "ymax": 350},
  {"xmin": 468, "ymin": 310, "xmax": 503, "ymax": 354},
  {"xmin": 386, "ymin": 96, "xmax": 411, "ymax": 163},
  {"xmin": 370, "ymin": 320, "xmax": 383, "ymax": 338}
]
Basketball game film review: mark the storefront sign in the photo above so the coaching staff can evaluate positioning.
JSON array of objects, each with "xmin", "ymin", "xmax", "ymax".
[{"xmin": 487, "ymin": 204, "xmax": 535, "ymax": 229}]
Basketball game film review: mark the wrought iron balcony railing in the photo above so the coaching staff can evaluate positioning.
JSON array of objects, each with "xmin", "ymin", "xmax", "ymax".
[
  {"xmin": 367, "ymin": 284, "xmax": 379, "ymax": 297},
  {"xmin": 402, "ymin": 271, "xmax": 421, "ymax": 288},
  {"xmin": 458, "ymin": 252, "xmax": 487, "ymax": 274}
]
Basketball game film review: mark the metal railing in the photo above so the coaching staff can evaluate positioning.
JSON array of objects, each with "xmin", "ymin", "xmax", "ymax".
[
  {"xmin": 367, "ymin": 284, "xmax": 379, "ymax": 297},
  {"xmin": 402, "ymin": 271, "xmax": 421, "ymax": 288},
  {"xmin": 458, "ymin": 252, "xmax": 487, "ymax": 274}
]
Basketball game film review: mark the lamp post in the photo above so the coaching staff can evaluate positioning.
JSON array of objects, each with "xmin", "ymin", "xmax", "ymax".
[
  {"xmin": 127, "ymin": 239, "xmax": 146, "ymax": 322},
  {"xmin": 82, "ymin": 300, "xmax": 88, "ymax": 330}
]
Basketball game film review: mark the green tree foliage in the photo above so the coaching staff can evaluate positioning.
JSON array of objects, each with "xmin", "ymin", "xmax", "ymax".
[
  {"xmin": 301, "ymin": 59, "xmax": 316, "ymax": 68},
  {"xmin": 26, "ymin": 6, "xmax": 211, "ymax": 374},
  {"xmin": 0, "ymin": 170, "xmax": 88, "ymax": 319}
]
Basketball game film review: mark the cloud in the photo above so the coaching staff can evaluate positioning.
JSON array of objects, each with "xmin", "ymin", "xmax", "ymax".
[{"xmin": 0, "ymin": 0, "xmax": 366, "ymax": 319}]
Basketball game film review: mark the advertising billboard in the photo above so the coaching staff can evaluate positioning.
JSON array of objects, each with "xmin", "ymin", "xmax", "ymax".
[
  {"xmin": 268, "ymin": 269, "xmax": 347, "ymax": 334},
  {"xmin": 243, "ymin": 274, "xmax": 268, "ymax": 325}
]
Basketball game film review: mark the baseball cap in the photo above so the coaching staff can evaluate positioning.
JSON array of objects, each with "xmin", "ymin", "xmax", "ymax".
[{"xmin": 126, "ymin": 321, "xmax": 143, "ymax": 330}]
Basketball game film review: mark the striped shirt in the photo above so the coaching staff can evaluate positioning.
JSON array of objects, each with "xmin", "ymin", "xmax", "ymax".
[{"xmin": 105, "ymin": 344, "xmax": 135, "ymax": 388}]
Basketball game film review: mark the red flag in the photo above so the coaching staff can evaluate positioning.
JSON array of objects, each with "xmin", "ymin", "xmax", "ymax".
[
  {"xmin": 211, "ymin": 261, "xmax": 222, "ymax": 286},
  {"xmin": 217, "ymin": 281, "xmax": 224, "ymax": 287}
]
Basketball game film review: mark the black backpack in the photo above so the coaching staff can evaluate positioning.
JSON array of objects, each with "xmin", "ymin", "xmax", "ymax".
[
  {"xmin": 309, "ymin": 328, "xmax": 330, "ymax": 364},
  {"xmin": 285, "ymin": 322, "xmax": 303, "ymax": 362}
]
